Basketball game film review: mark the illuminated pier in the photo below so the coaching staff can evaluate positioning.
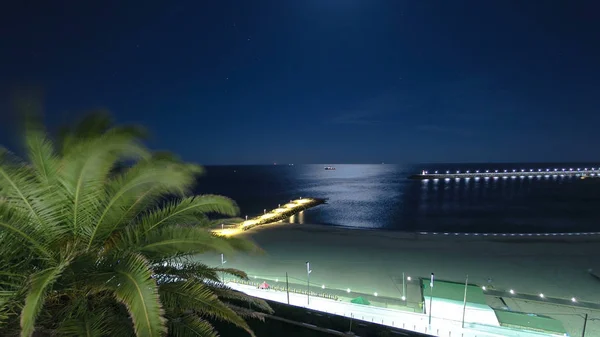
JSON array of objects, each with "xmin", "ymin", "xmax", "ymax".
[
  {"xmin": 410, "ymin": 166, "xmax": 600, "ymax": 180},
  {"xmin": 213, "ymin": 197, "xmax": 326, "ymax": 236}
]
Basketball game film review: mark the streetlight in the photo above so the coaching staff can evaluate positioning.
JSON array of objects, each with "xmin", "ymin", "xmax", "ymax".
[
  {"xmin": 461, "ymin": 275, "xmax": 468, "ymax": 328},
  {"xmin": 402, "ymin": 272, "xmax": 407, "ymax": 301},
  {"xmin": 428, "ymin": 273, "xmax": 434, "ymax": 325},
  {"xmin": 220, "ymin": 254, "xmax": 227, "ymax": 282},
  {"xmin": 306, "ymin": 262, "xmax": 312, "ymax": 305}
]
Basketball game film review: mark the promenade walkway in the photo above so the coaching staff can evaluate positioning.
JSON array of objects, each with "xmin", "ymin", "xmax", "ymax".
[{"xmin": 228, "ymin": 282, "xmax": 565, "ymax": 337}]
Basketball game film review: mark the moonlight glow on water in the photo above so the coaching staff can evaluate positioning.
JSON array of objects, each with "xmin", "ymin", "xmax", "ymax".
[{"xmin": 196, "ymin": 164, "xmax": 600, "ymax": 233}]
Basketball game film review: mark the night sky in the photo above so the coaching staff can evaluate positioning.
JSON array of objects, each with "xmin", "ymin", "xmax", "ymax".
[{"xmin": 1, "ymin": 1, "xmax": 599, "ymax": 164}]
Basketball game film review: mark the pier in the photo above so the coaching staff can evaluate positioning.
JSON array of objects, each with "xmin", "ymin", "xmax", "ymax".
[
  {"xmin": 213, "ymin": 197, "xmax": 326, "ymax": 236},
  {"xmin": 410, "ymin": 166, "xmax": 600, "ymax": 180}
]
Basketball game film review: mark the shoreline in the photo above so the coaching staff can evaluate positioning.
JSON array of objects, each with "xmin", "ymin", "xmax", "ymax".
[
  {"xmin": 240, "ymin": 221, "xmax": 600, "ymax": 243},
  {"xmin": 202, "ymin": 222, "xmax": 600, "ymax": 301}
]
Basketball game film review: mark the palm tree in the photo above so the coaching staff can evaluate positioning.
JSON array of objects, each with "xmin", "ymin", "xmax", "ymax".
[{"xmin": 0, "ymin": 112, "xmax": 271, "ymax": 337}]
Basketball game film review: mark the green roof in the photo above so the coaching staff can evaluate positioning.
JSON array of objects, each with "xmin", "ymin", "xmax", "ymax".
[
  {"xmin": 350, "ymin": 297, "xmax": 370, "ymax": 305},
  {"xmin": 494, "ymin": 310, "xmax": 567, "ymax": 334},
  {"xmin": 421, "ymin": 279, "xmax": 487, "ymax": 305}
]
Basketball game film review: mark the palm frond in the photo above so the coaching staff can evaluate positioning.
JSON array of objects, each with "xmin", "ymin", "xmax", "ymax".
[
  {"xmin": 48, "ymin": 291, "xmax": 134, "ymax": 337},
  {"xmin": 57, "ymin": 311, "xmax": 109, "ymax": 337},
  {"xmin": 22, "ymin": 114, "xmax": 59, "ymax": 185},
  {"xmin": 208, "ymin": 283, "xmax": 272, "ymax": 314},
  {"xmin": 153, "ymin": 262, "xmax": 221, "ymax": 284},
  {"xmin": 135, "ymin": 196, "xmax": 240, "ymax": 235},
  {"xmin": 0, "ymin": 202, "xmax": 52, "ymax": 259},
  {"xmin": 87, "ymin": 156, "xmax": 201, "ymax": 249},
  {"xmin": 213, "ymin": 268, "xmax": 248, "ymax": 281},
  {"xmin": 103, "ymin": 253, "xmax": 166, "ymax": 337},
  {"xmin": 119, "ymin": 226, "xmax": 243, "ymax": 260},
  {"xmin": 167, "ymin": 314, "xmax": 218, "ymax": 337},
  {"xmin": 206, "ymin": 217, "xmax": 245, "ymax": 228},
  {"xmin": 159, "ymin": 280, "xmax": 254, "ymax": 337},
  {"xmin": 224, "ymin": 303, "xmax": 267, "ymax": 321},
  {"xmin": 1, "ymin": 111, "xmax": 263, "ymax": 337},
  {"xmin": 0, "ymin": 150, "xmax": 65, "ymax": 243},
  {"xmin": 20, "ymin": 264, "xmax": 67, "ymax": 337},
  {"xmin": 58, "ymin": 110, "xmax": 147, "ymax": 155},
  {"xmin": 58, "ymin": 129, "xmax": 150, "ymax": 237},
  {"xmin": 0, "ymin": 272, "xmax": 28, "ymax": 291},
  {"xmin": 56, "ymin": 307, "xmax": 134, "ymax": 337}
]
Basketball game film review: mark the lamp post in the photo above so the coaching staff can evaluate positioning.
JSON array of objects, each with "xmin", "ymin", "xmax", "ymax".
[
  {"xmin": 220, "ymin": 254, "xmax": 227, "ymax": 282},
  {"xmin": 402, "ymin": 272, "xmax": 407, "ymax": 301},
  {"xmin": 306, "ymin": 262, "xmax": 312, "ymax": 306},
  {"xmin": 428, "ymin": 273, "xmax": 434, "ymax": 325},
  {"xmin": 286, "ymin": 272, "xmax": 290, "ymax": 304},
  {"xmin": 461, "ymin": 275, "xmax": 468, "ymax": 328}
]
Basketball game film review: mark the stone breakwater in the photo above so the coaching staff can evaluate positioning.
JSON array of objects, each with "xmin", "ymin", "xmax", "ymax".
[{"xmin": 212, "ymin": 197, "xmax": 326, "ymax": 236}]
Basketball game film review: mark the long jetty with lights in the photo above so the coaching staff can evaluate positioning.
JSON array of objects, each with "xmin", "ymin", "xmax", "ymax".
[
  {"xmin": 409, "ymin": 166, "xmax": 600, "ymax": 180},
  {"xmin": 213, "ymin": 197, "xmax": 326, "ymax": 236}
]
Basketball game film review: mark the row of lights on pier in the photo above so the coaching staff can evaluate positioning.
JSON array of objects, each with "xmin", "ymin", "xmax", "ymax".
[{"xmin": 423, "ymin": 167, "xmax": 598, "ymax": 175}]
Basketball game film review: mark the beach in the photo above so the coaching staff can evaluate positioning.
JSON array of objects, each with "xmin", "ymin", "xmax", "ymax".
[
  {"xmin": 200, "ymin": 221, "xmax": 600, "ymax": 335},
  {"xmin": 209, "ymin": 223, "xmax": 600, "ymax": 301}
]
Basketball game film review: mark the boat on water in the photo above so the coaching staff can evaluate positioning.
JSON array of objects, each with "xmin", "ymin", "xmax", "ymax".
[{"xmin": 324, "ymin": 166, "xmax": 336, "ymax": 170}]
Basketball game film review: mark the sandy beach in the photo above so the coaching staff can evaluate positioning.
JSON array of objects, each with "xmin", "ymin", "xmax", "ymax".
[
  {"xmin": 208, "ymin": 223, "xmax": 600, "ymax": 301},
  {"xmin": 199, "ymin": 222, "xmax": 600, "ymax": 335}
]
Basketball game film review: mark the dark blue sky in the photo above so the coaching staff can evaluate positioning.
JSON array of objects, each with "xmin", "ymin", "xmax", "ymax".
[{"xmin": 1, "ymin": 0, "xmax": 599, "ymax": 164}]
